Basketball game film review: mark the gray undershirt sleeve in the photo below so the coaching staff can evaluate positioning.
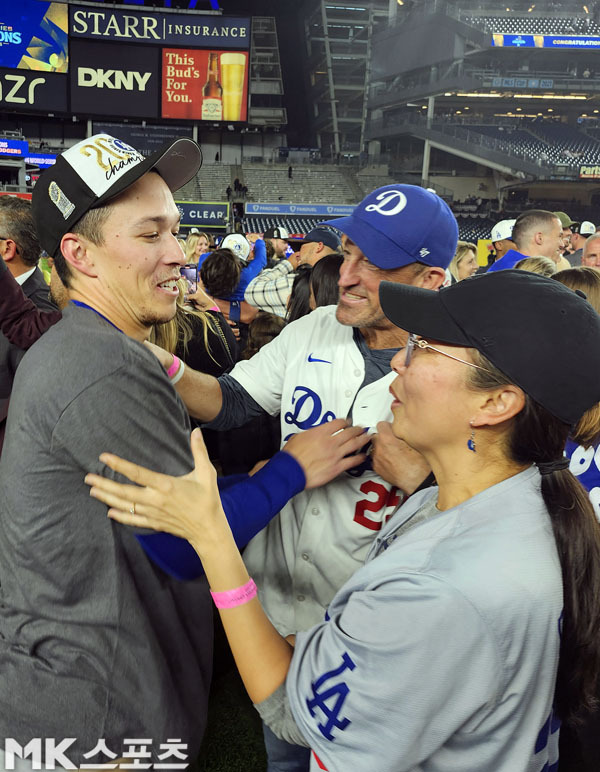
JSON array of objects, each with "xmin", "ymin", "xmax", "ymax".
[
  {"xmin": 206, "ymin": 331, "xmax": 398, "ymax": 431},
  {"xmin": 204, "ymin": 373, "xmax": 269, "ymax": 430},
  {"xmin": 254, "ymin": 683, "xmax": 310, "ymax": 748}
]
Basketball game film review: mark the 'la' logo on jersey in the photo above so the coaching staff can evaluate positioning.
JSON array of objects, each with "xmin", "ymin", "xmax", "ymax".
[{"xmin": 306, "ymin": 652, "xmax": 356, "ymax": 741}]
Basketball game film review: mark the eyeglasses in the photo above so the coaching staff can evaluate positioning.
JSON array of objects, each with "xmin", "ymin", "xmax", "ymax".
[{"xmin": 404, "ymin": 334, "xmax": 492, "ymax": 373}]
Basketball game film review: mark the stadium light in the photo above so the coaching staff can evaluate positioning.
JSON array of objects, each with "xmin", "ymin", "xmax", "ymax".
[{"xmin": 513, "ymin": 94, "xmax": 587, "ymax": 99}]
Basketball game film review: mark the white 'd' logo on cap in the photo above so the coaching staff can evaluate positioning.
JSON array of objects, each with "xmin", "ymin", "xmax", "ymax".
[{"xmin": 365, "ymin": 190, "xmax": 407, "ymax": 217}]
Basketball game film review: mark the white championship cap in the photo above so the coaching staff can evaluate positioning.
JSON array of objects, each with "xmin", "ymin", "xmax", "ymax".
[
  {"xmin": 574, "ymin": 221, "xmax": 596, "ymax": 236},
  {"xmin": 221, "ymin": 233, "xmax": 251, "ymax": 263},
  {"xmin": 491, "ymin": 219, "xmax": 516, "ymax": 242}
]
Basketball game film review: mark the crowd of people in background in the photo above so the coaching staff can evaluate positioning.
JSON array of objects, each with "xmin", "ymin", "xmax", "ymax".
[{"xmin": 1, "ymin": 133, "xmax": 600, "ymax": 772}]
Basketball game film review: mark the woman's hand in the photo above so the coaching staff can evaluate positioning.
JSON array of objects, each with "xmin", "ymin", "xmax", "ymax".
[
  {"xmin": 187, "ymin": 285, "xmax": 216, "ymax": 310},
  {"xmin": 370, "ymin": 421, "xmax": 431, "ymax": 495},
  {"xmin": 85, "ymin": 428, "xmax": 228, "ymax": 555},
  {"xmin": 283, "ymin": 418, "xmax": 370, "ymax": 489}
]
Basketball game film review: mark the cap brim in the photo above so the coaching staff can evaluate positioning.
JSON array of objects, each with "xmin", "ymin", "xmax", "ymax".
[
  {"xmin": 379, "ymin": 281, "xmax": 471, "ymax": 344},
  {"xmin": 96, "ymin": 137, "xmax": 202, "ymax": 208},
  {"xmin": 319, "ymin": 215, "xmax": 414, "ymax": 268}
]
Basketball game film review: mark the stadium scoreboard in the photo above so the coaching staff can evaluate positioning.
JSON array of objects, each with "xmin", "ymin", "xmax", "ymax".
[{"xmin": 0, "ymin": 0, "xmax": 250, "ymax": 124}]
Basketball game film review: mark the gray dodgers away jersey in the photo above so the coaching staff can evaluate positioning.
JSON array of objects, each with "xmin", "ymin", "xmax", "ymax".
[{"xmin": 286, "ymin": 467, "xmax": 562, "ymax": 772}]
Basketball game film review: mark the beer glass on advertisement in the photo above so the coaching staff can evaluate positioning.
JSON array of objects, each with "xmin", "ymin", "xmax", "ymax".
[{"xmin": 220, "ymin": 53, "xmax": 245, "ymax": 121}]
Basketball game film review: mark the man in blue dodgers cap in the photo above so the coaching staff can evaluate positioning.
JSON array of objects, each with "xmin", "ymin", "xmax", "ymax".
[
  {"xmin": 146, "ymin": 184, "xmax": 459, "ymax": 772},
  {"xmin": 244, "ymin": 226, "xmax": 342, "ymax": 318},
  {"xmin": 0, "ymin": 134, "xmax": 216, "ymax": 768}
]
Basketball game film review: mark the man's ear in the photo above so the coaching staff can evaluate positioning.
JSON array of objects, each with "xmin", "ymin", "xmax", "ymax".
[
  {"xmin": 60, "ymin": 233, "xmax": 99, "ymax": 279},
  {"xmin": 472, "ymin": 384, "xmax": 526, "ymax": 428},
  {"xmin": 1, "ymin": 238, "xmax": 19, "ymax": 263},
  {"xmin": 416, "ymin": 266, "xmax": 447, "ymax": 290}
]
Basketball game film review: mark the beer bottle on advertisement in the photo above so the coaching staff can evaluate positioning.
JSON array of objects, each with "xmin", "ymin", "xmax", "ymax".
[{"xmin": 202, "ymin": 52, "xmax": 223, "ymax": 120}]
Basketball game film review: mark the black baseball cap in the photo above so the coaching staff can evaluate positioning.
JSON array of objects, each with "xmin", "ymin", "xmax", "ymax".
[
  {"xmin": 380, "ymin": 270, "xmax": 600, "ymax": 425},
  {"xmin": 32, "ymin": 133, "xmax": 202, "ymax": 258}
]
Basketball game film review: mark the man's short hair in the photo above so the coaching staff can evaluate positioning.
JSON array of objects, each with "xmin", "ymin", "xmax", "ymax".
[
  {"xmin": 200, "ymin": 248, "xmax": 241, "ymax": 298},
  {"xmin": 584, "ymin": 232, "xmax": 600, "ymax": 251},
  {"xmin": 53, "ymin": 204, "xmax": 113, "ymax": 288},
  {"xmin": 0, "ymin": 196, "xmax": 41, "ymax": 268},
  {"xmin": 511, "ymin": 210, "xmax": 559, "ymax": 250}
]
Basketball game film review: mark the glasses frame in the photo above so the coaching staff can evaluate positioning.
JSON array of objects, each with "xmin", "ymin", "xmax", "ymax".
[{"xmin": 404, "ymin": 334, "xmax": 492, "ymax": 373}]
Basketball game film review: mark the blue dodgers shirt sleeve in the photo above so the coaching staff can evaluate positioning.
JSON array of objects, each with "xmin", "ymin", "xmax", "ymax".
[
  {"xmin": 228, "ymin": 238, "xmax": 268, "ymax": 301},
  {"xmin": 220, "ymin": 450, "xmax": 306, "ymax": 549},
  {"xmin": 137, "ymin": 450, "xmax": 306, "ymax": 581}
]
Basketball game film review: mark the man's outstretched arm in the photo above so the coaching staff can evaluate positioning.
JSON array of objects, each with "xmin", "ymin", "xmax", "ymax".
[{"xmin": 145, "ymin": 340, "xmax": 226, "ymax": 422}]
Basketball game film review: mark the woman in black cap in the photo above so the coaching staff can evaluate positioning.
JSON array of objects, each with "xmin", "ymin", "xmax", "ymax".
[{"xmin": 86, "ymin": 270, "xmax": 600, "ymax": 772}]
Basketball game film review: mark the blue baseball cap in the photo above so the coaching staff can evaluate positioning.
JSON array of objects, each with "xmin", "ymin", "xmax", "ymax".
[
  {"xmin": 301, "ymin": 227, "xmax": 342, "ymax": 251},
  {"xmin": 321, "ymin": 184, "xmax": 458, "ymax": 270}
]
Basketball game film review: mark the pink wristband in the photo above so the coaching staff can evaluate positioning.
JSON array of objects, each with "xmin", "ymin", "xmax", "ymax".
[
  {"xmin": 166, "ymin": 355, "xmax": 181, "ymax": 379},
  {"xmin": 210, "ymin": 578, "xmax": 257, "ymax": 609}
]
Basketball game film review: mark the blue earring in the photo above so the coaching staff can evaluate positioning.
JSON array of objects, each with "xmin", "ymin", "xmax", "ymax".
[{"xmin": 467, "ymin": 424, "xmax": 476, "ymax": 452}]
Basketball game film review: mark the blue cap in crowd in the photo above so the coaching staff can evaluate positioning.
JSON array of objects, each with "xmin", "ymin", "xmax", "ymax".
[
  {"xmin": 302, "ymin": 227, "xmax": 342, "ymax": 251},
  {"xmin": 322, "ymin": 184, "xmax": 458, "ymax": 270}
]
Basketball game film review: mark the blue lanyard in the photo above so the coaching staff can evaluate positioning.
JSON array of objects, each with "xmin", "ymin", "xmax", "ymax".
[{"xmin": 70, "ymin": 300, "xmax": 123, "ymax": 333}]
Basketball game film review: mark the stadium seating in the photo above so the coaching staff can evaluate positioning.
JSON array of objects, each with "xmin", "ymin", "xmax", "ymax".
[
  {"xmin": 242, "ymin": 215, "xmax": 498, "ymax": 246},
  {"xmin": 242, "ymin": 216, "xmax": 323, "ymax": 235},
  {"xmin": 356, "ymin": 171, "xmax": 397, "ymax": 196},
  {"xmin": 197, "ymin": 164, "xmax": 233, "ymax": 201},
  {"xmin": 241, "ymin": 163, "xmax": 355, "ymax": 204},
  {"xmin": 527, "ymin": 122, "xmax": 600, "ymax": 165},
  {"xmin": 436, "ymin": 122, "xmax": 600, "ymax": 168},
  {"xmin": 456, "ymin": 217, "xmax": 496, "ymax": 243}
]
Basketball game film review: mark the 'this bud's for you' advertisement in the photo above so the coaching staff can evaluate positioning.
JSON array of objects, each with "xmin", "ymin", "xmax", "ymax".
[{"xmin": 161, "ymin": 48, "xmax": 249, "ymax": 122}]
